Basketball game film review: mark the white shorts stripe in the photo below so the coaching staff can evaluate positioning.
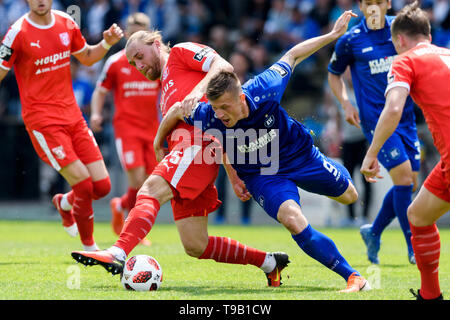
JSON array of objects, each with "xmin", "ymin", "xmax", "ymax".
[
  {"xmin": 170, "ymin": 145, "xmax": 202, "ymax": 188},
  {"xmin": 115, "ymin": 138, "xmax": 125, "ymax": 170},
  {"xmin": 32, "ymin": 130, "xmax": 61, "ymax": 171}
]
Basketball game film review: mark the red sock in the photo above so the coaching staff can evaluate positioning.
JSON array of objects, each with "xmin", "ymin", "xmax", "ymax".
[
  {"xmin": 92, "ymin": 177, "xmax": 111, "ymax": 200},
  {"xmin": 114, "ymin": 195, "xmax": 159, "ymax": 255},
  {"xmin": 199, "ymin": 236, "xmax": 266, "ymax": 267},
  {"xmin": 410, "ymin": 223, "xmax": 441, "ymax": 299},
  {"xmin": 71, "ymin": 178, "xmax": 95, "ymax": 246},
  {"xmin": 120, "ymin": 187, "xmax": 139, "ymax": 211}
]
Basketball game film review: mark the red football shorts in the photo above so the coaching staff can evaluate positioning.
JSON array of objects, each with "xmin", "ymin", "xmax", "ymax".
[
  {"xmin": 152, "ymin": 140, "xmax": 221, "ymax": 221},
  {"xmin": 115, "ymin": 135, "xmax": 157, "ymax": 175},
  {"xmin": 424, "ymin": 159, "xmax": 450, "ymax": 202},
  {"xmin": 27, "ymin": 118, "xmax": 103, "ymax": 171}
]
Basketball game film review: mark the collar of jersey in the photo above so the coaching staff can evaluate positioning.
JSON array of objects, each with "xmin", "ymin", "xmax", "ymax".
[
  {"xmin": 25, "ymin": 10, "xmax": 56, "ymax": 29},
  {"xmin": 361, "ymin": 15, "xmax": 392, "ymax": 33}
]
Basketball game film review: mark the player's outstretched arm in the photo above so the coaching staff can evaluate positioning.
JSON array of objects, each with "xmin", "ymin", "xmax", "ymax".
[
  {"xmin": 361, "ymin": 86, "xmax": 409, "ymax": 182},
  {"xmin": 153, "ymin": 102, "xmax": 186, "ymax": 162},
  {"xmin": 280, "ymin": 10, "xmax": 357, "ymax": 69},
  {"xmin": 73, "ymin": 24, "xmax": 124, "ymax": 66}
]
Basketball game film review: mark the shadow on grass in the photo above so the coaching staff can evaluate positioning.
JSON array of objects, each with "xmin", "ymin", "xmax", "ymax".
[{"xmin": 160, "ymin": 284, "xmax": 333, "ymax": 296}]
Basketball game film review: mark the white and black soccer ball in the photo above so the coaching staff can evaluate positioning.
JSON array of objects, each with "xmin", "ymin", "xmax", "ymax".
[{"xmin": 121, "ymin": 255, "xmax": 163, "ymax": 291}]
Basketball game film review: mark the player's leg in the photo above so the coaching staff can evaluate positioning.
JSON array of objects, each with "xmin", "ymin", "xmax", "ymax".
[
  {"xmin": 110, "ymin": 166, "xmax": 146, "ymax": 235},
  {"xmin": 71, "ymin": 173, "xmax": 173, "ymax": 274},
  {"xmin": 277, "ymin": 197, "xmax": 368, "ymax": 292},
  {"xmin": 359, "ymin": 129, "xmax": 419, "ymax": 264},
  {"xmin": 408, "ymin": 163, "xmax": 449, "ymax": 300},
  {"xmin": 59, "ymin": 160, "xmax": 98, "ymax": 251},
  {"xmin": 388, "ymin": 160, "xmax": 417, "ymax": 263},
  {"xmin": 175, "ymin": 214, "xmax": 288, "ymax": 287}
]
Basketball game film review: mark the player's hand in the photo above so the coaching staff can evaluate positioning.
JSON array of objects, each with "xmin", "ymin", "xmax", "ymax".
[
  {"xmin": 342, "ymin": 101, "xmax": 361, "ymax": 128},
  {"xmin": 173, "ymin": 101, "xmax": 192, "ymax": 119},
  {"xmin": 360, "ymin": 154, "xmax": 383, "ymax": 183},
  {"xmin": 90, "ymin": 113, "xmax": 103, "ymax": 132},
  {"xmin": 103, "ymin": 23, "xmax": 124, "ymax": 46},
  {"xmin": 331, "ymin": 10, "xmax": 358, "ymax": 38},
  {"xmin": 231, "ymin": 178, "xmax": 252, "ymax": 202},
  {"xmin": 182, "ymin": 89, "xmax": 203, "ymax": 117}
]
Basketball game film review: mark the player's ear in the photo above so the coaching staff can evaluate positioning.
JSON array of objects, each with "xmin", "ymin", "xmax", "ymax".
[{"xmin": 240, "ymin": 93, "xmax": 246, "ymax": 102}]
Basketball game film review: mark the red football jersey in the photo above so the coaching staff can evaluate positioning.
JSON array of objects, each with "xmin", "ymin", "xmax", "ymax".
[
  {"xmin": 386, "ymin": 42, "xmax": 450, "ymax": 161},
  {"xmin": 0, "ymin": 10, "xmax": 87, "ymax": 129},
  {"xmin": 97, "ymin": 49, "xmax": 160, "ymax": 139},
  {"xmin": 160, "ymin": 42, "xmax": 218, "ymax": 147}
]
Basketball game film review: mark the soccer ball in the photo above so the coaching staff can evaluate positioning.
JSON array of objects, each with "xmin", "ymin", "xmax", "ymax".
[{"xmin": 121, "ymin": 255, "xmax": 163, "ymax": 291}]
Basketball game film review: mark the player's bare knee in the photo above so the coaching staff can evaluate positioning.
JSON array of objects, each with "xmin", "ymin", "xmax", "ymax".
[
  {"xmin": 277, "ymin": 202, "xmax": 308, "ymax": 234},
  {"xmin": 138, "ymin": 175, "xmax": 173, "ymax": 204},
  {"xmin": 338, "ymin": 185, "xmax": 358, "ymax": 205},
  {"xmin": 183, "ymin": 241, "xmax": 207, "ymax": 258}
]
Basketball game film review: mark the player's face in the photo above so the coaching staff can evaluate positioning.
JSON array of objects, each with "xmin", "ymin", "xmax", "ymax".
[
  {"xmin": 27, "ymin": 0, "xmax": 52, "ymax": 16},
  {"xmin": 359, "ymin": 0, "xmax": 391, "ymax": 30},
  {"xmin": 210, "ymin": 91, "xmax": 249, "ymax": 128},
  {"xmin": 127, "ymin": 40, "xmax": 162, "ymax": 80}
]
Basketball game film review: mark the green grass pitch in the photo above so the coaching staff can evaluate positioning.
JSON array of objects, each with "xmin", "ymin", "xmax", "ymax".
[{"xmin": 0, "ymin": 220, "xmax": 448, "ymax": 300}]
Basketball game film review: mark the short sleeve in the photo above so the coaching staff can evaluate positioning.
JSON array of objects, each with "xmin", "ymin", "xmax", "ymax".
[
  {"xmin": 385, "ymin": 55, "xmax": 413, "ymax": 96},
  {"xmin": 69, "ymin": 19, "xmax": 87, "ymax": 54},
  {"xmin": 172, "ymin": 43, "xmax": 218, "ymax": 73},
  {"xmin": 328, "ymin": 33, "xmax": 354, "ymax": 75}
]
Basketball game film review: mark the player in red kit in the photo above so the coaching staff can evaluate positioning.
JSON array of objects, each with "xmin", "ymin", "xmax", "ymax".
[
  {"xmin": 361, "ymin": 1, "xmax": 447, "ymax": 300},
  {"xmin": 90, "ymin": 13, "xmax": 159, "ymax": 246},
  {"xmin": 72, "ymin": 30, "xmax": 290, "ymax": 287},
  {"xmin": 0, "ymin": 0, "xmax": 123, "ymax": 251}
]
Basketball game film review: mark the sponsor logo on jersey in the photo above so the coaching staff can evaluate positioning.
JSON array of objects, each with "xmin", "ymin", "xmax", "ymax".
[
  {"xmin": 237, "ymin": 129, "xmax": 277, "ymax": 153},
  {"xmin": 0, "ymin": 43, "xmax": 13, "ymax": 61},
  {"xmin": 368, "ymin": 55, "xmax": 395, "ymax": 75},
  {"xmin": 34, "ymin": 50, "xmax": 71, "ymax": 66},
  {"xmin": 193, "ymin": 47, "xmax": 212, "ymax": 62},
  {"xmin": 59, "ymin": 32, "xmax": 70, "ymax": 46},
  {"xmin": 269, "ymin": 64, "xmax": 288, "ymax": 77},
  {"xmin": 123, "ymin": 81, "xmax": 159, "ymax": 90}
]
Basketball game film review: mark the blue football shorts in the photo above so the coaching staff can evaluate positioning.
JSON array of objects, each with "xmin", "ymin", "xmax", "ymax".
[
  {"xmin": 243, "ymin": 146, "xmax": 351, "ymax": 221},
  {"xmin": 362, "ymin": 124, "xmax": 421, "ymax": 172}
]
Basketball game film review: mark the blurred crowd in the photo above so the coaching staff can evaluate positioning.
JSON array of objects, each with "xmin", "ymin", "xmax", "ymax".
[{"xmin": 0, "ymin": 0, "xmax": 449, "ymax": 203}]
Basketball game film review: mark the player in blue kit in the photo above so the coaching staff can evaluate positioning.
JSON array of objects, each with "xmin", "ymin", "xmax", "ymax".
[
  {"xmin": 327, "ymin": 0, "xmax": 418, "ymax": 265},
  {"xmin": 154, "ymin": 10, "xmax": 371, "ymax": 293}
]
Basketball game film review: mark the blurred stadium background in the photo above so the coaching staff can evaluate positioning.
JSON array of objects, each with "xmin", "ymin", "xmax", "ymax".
[{"xmin": 1, "ymin": 0, "xmax": 449, "ymax": 227}]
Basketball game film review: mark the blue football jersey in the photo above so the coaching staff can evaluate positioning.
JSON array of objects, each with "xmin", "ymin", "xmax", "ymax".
[
  {"xmin": 185, "ymin": 61, "xmax": 315, "ymax": 178},
  {"xmin": 328, "ymin": 15, "xmax": 416, "ymax": 128}
]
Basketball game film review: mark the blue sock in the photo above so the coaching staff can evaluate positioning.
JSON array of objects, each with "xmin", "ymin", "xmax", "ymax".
[
  {"xmin": 292, "ymin": 224, "xmax": 359, "ymax": 281},
  {"xmin": 371, "ymin": 186, "xmax": 396, "ymax": 237},
  {"xmin": 393, "ymin": 185, "xmax": 414, "ymax": 253}
]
